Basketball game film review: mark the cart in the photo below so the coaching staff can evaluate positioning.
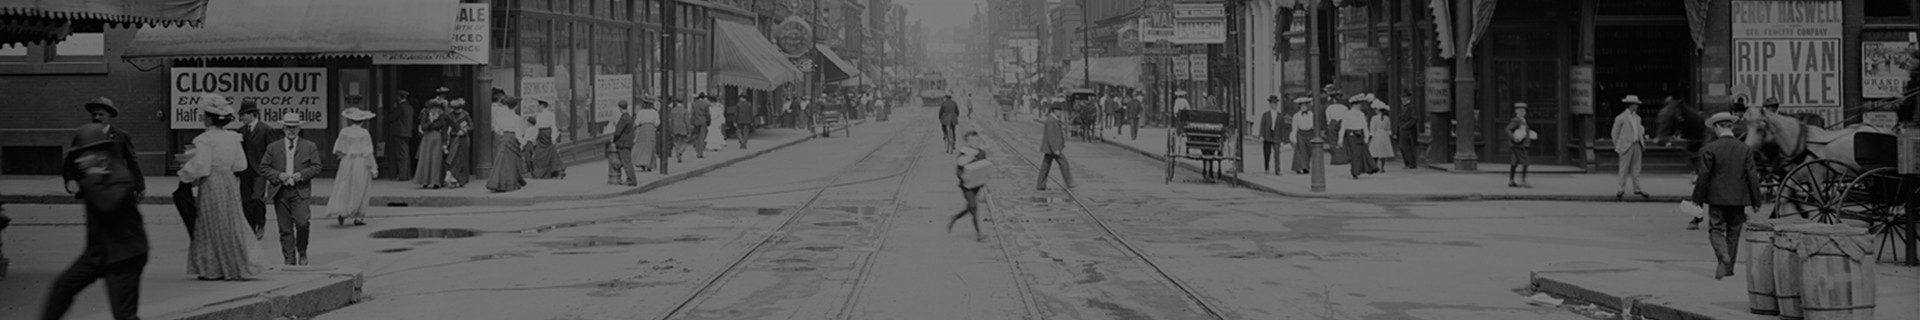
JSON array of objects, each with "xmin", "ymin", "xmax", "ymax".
[
  {"xmin": 1765, "ymin": 128, "xmax": 1919, "ymax": 265},
  {"xmin": 1165, "ymin": 109, "xmax": 1240, "ymax": 184}
]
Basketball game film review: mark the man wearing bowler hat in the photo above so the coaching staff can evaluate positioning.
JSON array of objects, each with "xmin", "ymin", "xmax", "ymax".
[
  {"xmin": 233, "ymin": 101, "xmax": 276, "ymax": 238},
  {"xmin": 42, "ymin": 123, "xmax": 150, "ymax": 320},
  {"xmin": 1259, "ymin": 95, "xmax": 1286, "ymax": 174},
  {"xmin": 1693, "ymin": 112, "xmax": 1762, "ymax": 280},
  {"xmin": 257, "ymin": 113, "xmax": 321, "ymax": 265},
  {"xmin": 65, "ymin": 98, "xmax": 144, "ymax": 201}
]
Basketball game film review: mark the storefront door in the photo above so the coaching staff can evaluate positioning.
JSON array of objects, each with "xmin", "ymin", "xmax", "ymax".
[{"xmin": 1483, "ymin": 25, "xmax": 1569, "ymax": 164}]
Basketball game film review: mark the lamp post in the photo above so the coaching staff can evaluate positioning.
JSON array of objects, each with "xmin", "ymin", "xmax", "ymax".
[
  {"xmin": 1307, "ymin": 2, "xmax": 1326, "ymax": 193},
  {"xmin": 657, "ymin": 0, "xmax": 677, "ymax": 175}
]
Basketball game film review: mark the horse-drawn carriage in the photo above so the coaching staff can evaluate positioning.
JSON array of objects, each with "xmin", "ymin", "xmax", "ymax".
[
  {"xmin": 1745, "ymin": 107, "xmax": 1919, "ymax": 265},
  {"xmin": 1164, "ymin": 109, "xmax": 1240, "ymax": 184}
]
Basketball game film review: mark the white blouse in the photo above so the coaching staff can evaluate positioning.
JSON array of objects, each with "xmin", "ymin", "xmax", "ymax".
[
  {"xmin": 333, "ymin": 126, "xmax": 374, "ymax": 157},
  {"xmin": 178, "ymin": 129, "xmax": 248, "ymax": 183}
]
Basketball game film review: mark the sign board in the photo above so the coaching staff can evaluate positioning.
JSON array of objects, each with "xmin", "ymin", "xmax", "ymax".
[
  {"xmin": 594, "ymin": 74, "xmax": 634, "ymax": 124},
  {"xmin": 374, "ymin": 3, "xmax": 488, "ymax": 65},
  {"xmin": 170, "ymin": 68, "xmax": 329, "ymax": 129},
  {"xmin": 1865, "ymin": 111, "xmax": 1899, "ymax": 129},
  {"xmin": 1171, "ymin": 3, "xmax": 1226, "ymax": 44},
  {"xmin": 1339, "ymin": 45, "xmax": 1384, "ymax": 75},
  {"xmin": 1424, "ymin": 66, "xmax": 1452, "ymax": 113},
  {"xmin": 1570, "ymin": 65, "xmax": 1595, "ymax": 115},
  {"xmin": 519, "ymin": 77, "xmax": 558, "ymax": 119},
  {"xmin": 1731, "ymin": 0, "xmax": 1843, "ymax": 119},
  {"xmin": 1139, "ymin": 10, "xmax": 1175, "ymax": 42},
  {"xmin": 1173, "ymin": 3, "xmax": 1225, "ymax": 19},
  {"xmin": 1863, "ymin": 41, "xmax": 1916, "ymax": 98},
  {"xmin": 1188, "ymin": 54, "xmax": 1208, "ymax": 80},
  {"xmin": 1172, "ymin": 56, "xmax": 1191, "ymax": 80}
]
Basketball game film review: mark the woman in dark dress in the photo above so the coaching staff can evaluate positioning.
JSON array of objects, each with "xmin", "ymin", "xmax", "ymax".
[
  {"xmin": 411, "ymin": 100, "xmax": 450, "ymax": 188},
  {"xmin": 444, "ymin": 99, "xmax": 474, "ymax": 188}
]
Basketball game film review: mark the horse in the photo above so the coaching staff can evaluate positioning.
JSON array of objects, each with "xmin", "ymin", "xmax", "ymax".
[{"xmin": 1740, "ymin": 106, "xmax": 1891, "ymax": 170}]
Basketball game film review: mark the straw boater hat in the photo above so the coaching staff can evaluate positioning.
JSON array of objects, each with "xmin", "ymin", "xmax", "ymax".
[
  {"xmin": 1175, "ymin": 90, "xmax": 1187, "ymax": 96},
  {"xmin": 342, "ymin": 108, "xmax": 376, "ymax": 121},
  {"xmin": 1293, "ymin": 97, "xmax": 1312, "ymax": 104},
  {"xmin": 1348, "ymin": 94, "xmax": 1366, "ymax": 103},
  {"xmin": 1705, "ymin": 112, "xmax": 1739, "ymax": 127},
  {"xmin": 83, "ymin": 97, "xmax": 119, "ymax": 117},
  {"xmin": 1513, "ymin": 102, "xmax": 1529, "ymax": 109},
  {"xmin": 199, "ymin": 93, "xmax": 234, "ymax": 116},
  {"xmin": 1621, "ymin": 95, "xmax": 1643, "ymax": 105},
  {"xmin": 435, "ymin": 86, "xmax": 451, "ymax": 94},
  {"xmin": 278, "ymin": 112, "xmax": 304, "ymax": 127}
]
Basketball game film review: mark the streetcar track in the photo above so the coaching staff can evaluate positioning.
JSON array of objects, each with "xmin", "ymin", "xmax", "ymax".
[
  {"xmin": 650, "ymin": 117, "xmax": 937, "ymax": 320},
  {"xmin": 968, "ymin": 110, "xmax": 1231, "ymax": 320}
]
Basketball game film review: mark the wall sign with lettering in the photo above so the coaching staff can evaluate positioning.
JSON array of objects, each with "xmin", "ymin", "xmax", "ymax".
[
  {"xmin": 171, "ymin": 68, "xmax": 329, "ymax": 129},
  {"xmin": 1730, "ymin": 0, "xmax": 1843, "ymax": 121}
]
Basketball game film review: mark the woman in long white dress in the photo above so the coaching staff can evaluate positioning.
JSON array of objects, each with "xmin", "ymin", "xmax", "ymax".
[
  {"xmin": 326, "ymin": 108, "xmax": 377, "ymax": 226},
  {"xmin": 178, "ymin": 94, "xmax": 262, "ymax": 280},
  {"xmin": 706, "ymin": 100, "xmax": 727, "ymax": 150},
  {"xmin": 1366, "ymin": 102, "xmax": 1396, "ymax": 171}
]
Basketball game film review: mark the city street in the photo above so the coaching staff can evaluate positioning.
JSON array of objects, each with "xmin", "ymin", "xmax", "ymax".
[{"xmin": 5, "ymin": 93, "xmax": 1783, "ymax": 320}]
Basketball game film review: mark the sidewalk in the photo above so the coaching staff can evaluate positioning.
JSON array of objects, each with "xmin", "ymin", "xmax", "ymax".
[
  {"xmin": 1093, "ymin": 127, "xmax": 1693, "ymax": 202},
  {"xmin": 0, "ymin": 262, "xmax": 363, "ymax": 320},
  {"xmin": 1529, "ymin": 259, "xmax": 1918, "ymax": 320},
  {"xmin": 0, "ymin": 126, "xmax": 843, "ymax": 207}
]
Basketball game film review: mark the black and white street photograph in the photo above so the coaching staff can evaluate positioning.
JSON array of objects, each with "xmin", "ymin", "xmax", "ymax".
[{"xmin": 2, "ymin": 0, "xmax": 1919, "ymax": 319}]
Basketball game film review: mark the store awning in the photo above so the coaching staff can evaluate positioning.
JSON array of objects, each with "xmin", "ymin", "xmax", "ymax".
[
  {"xmin": 815, "ymin": 44, "xmax": 858, "ymax": 82},
  {"xmin": 711, "ymin": 20, "xmax": 801, "ymax": 90},
  {"xmin": 0, "ymin": 0, "xmax": 209, "ymax": 48},
  {"xmin": 1058, "ymin": 56, "xmax": 1143, "ymax": 89},
  {"xmin": 122, "ymin": 0, "xmax": 457, "ymax": 60},
  {"xmin": 831, "ymin": 72, "xmax": 869, "ymax": 86}
]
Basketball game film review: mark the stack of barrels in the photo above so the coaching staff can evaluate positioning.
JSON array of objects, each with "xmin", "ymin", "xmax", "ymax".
[{"xmin": 1746, "ymin": 219, "xmax": 1878, "ymax": 320}]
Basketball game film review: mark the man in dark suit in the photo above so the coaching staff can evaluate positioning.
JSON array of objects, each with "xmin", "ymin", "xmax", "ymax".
[
  {"xmin": 1035, "ymin": 108, "xmax": 1074, "ymax": 190},
  {"xmin": 43, "ymin": 123, "xmax": 150, "ymax": 320},
  {"xmin": 939, "ymin": 96, "xmax": 961, "ymax": 153},
  {"xmin": 1691, "ymin": 112, "xmax": 1763, "ymax": 280},
  {"xmin": 1259, "ymin": 95, "xmax": 1284, "ymax": 174},
  {"xmin": 233, "ymin": 101, "xmax": 276, "ymax": 238},
  {"xmin": 608, "ymin": 100, "xmax": 638, "ymax": 186},
  {"xmin": 64, "ymin": 97, "xmax": 144, "ymax": 201},
  {"xmin": 385, "ymin": 90, "xmax": 416, "ymax": 181},
  {"xmin": 258, "ymin": 113, "xmax": 323, "ymax": 265}
]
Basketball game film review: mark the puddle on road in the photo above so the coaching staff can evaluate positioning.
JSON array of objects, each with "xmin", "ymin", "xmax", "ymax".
[
  {"xmin": 537, "ymin": 240, "xmax": 639, "ymax": 249},
  {"xmin": 375, "ymin": 248, "xmax": 413, "ymax": 253},
  {"xmin": 770, "ymin": 258, "xmax": 808, "ymax": 264},
  {"xmin": 516, "ymin": 218, "xmax": 668, "ymax": 234},
  {"xmin": 812, "ymin": 221, "xmax": 861, "ymax": 227},
  {"xmin": 800, "ymin": 245, "xmax": 844, "ymax": 252},
  {"xmin": 370, "ymin": 228, "xmax": 481, "ymax": 239},
  {"xmin": 757, "ymin": 208, "xmax": 785, "ymax": 215}
]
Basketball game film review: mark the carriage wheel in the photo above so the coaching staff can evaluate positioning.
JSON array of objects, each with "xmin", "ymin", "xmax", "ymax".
[
  {"xmin": 1846, "ymin": 167, "xmax": 1920, "ymax": 264},
  {"xmin": 1769, "ymin": 159, "xmax": 1860, "ymax": 222}
]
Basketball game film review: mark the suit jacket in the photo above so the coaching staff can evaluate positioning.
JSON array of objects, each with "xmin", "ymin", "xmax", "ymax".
[
  {"xmin": 939, "ymin": 100, "xmax": 960, "ymax": 122},
  {"xmin": 1041, "ymin": 117, "xmax": 1066, "ymax": 154},
  {"xmin": 1692, "ymin": 135, "xmax": 1763, "ymax": 207},
  {"xmin": 1260, "ymin": 110, "xmax": 1284, "ymax": 143},
  {"xmin": 258, "ymin": 138, "xmax": 323, "ymax": 200},
  {"xmin": 63, "ymin": 125, "xmax": 144, "ymax": 195},
  {"xmin": 66, "ymin": 144, "xmax": 149, "ymax": 263},
  {"xmin": 1611, "ymin": 110, "xmax": 1646, "ymax": 153},
  {"xmin": 387, "ymin": 99, "xmax": 416, "ymax": 138},
  {"xmin": 612, "ymin": 112, "xmax": 637, "ymax": 148},
  {"xmin": 235, "ymin": 121, "xmax": 278, "ymax": 193}
]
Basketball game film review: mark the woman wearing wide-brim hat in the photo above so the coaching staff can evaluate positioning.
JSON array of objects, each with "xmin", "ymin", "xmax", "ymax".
[
  {"xmin": 177, "ymin": 93, "xmax": 263, "ymax": 280},
  {"xmin": 326, "ymin": 108, "xmax": 378, "ymax": 226}
]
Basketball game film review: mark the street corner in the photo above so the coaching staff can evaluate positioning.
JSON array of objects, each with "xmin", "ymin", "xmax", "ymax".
[{"xmin": 155, "ymin": 266, "xmax": 364, "ymax": 320}]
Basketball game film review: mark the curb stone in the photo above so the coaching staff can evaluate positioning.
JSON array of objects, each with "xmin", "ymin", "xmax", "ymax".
[
  {"xmin": 157, "ymin": 268, "xmax": 363, "ymax": 320},
  {"xmin": 1092, "ymin": 135, "xmax": 1687, "ymax": 203}
]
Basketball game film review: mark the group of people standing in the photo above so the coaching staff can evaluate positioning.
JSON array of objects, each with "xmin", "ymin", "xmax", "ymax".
[
  {"xmin": 1254, "ymin": 91, "xmax": 1402, "ymax": 179},
  {"xmin": 482, "ymin": 88, "xmax": 563, "ymax": 193}
]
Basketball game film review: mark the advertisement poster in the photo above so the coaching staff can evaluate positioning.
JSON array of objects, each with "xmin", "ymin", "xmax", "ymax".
[
  {"xmin": 1188, "ymin": 54, "xmax": 1209, "ymax": 81},
  {"xmin": 594, "ymin": 74, "xmax": 634, "ymax": 124},
  {"xmin": 1172, "ymin": 56, "xmax": 1191, "ymax": 80},
  {"xmin": 1424, "ymin": 67, "xmax": 1452, "ymax": 113},
  {"xmin": 374, "ymin": 3, "xmax": 488, "ymax": 65},
  {"xmin": 1863, "ymin": 41, "xmax": 1916, "ymax": 98},
  {"xmin": 1731, "ymin": 0, "xmax": 1843, "ymax": 121},
  {"xmin": 519, "ymin": 77, "xmax": 558, "ymax": 122},
  {"xmin": 171, "ymin": 68, "xmax": 329, "ymax": 129},
  {"xmin": 1570, "ymin": 66, "xmax": 1594, "ymax": 115}
]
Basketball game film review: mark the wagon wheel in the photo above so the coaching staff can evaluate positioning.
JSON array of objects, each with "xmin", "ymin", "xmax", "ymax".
[
  {"xmin": 1769, "ymin": 159, "xmax": 1860, "ymax": 222},
  {"xmin": 1846, "ymin": 167, "xmax": 1920, "ymax": 264}
]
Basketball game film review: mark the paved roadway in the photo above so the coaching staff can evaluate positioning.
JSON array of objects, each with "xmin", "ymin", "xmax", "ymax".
[{"xmin": 4, "ymin": 87, "xmax": 1735, "ymax": 320}]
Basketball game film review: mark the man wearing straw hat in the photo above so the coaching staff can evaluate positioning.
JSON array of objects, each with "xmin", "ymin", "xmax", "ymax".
[
  {"xmin": 1692, "ymin": 112, "xmax": 1762, "ymax": 280},
  {"xmin": 258, "ymin": 113, "xmax": 321, "ymax": 265},
  {"xmin": 1612, "ymin": 95, "xmax": 1651, "ymax": 199}
]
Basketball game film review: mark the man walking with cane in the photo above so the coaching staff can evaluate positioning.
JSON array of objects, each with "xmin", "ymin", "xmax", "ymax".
[{"xmin": 1692, "ymin": 112, "xmax": 1762, "ymax": 280}]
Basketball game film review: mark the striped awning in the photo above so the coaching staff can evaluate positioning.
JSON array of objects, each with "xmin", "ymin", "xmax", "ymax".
[
  {"xmin": 0, "ymin": 0, "xmax": 208, "ymax": 48},
  {"xmin": 122, "ymin": 0, "xmax": 456, "ymax": 60}
]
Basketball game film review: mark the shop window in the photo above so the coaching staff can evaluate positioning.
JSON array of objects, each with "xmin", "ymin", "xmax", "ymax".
[
  {"xmin": 1866, "ymin": 0, "xmax": 1915, "ymax": 18},
  {"xmin": 575, "ymin": 0, "xmax": 593, "ymax": 16},
  {"xmin": 525, "ymin": 0, "xmax": 548, "ymax": 11},
  {"xmin": 611, "ymin": 0, "xmax": 628, "ymax": 21},
  {"xmin": 520, "ymin": 18, "xmax": 549, "ymax": 77}
]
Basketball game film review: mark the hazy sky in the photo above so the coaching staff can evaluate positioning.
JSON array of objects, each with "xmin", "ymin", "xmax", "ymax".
[{"xmin": 894, "ymin": 0, "xmax": 987, "ymax": 31}]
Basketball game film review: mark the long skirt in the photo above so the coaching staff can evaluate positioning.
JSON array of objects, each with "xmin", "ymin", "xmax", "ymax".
[
  {"xmin": 187, "ymin": 173, "xmax": 262, "ymax": 279},
  {"xmin": 1368, "ymin": 131, "xmax": 1396, "ymax": 158},
  {"xmin": 325, "ymin": 154, "xmax": 374, "ymax": 219},
  {"xmin": 446, "ymin": 134, "xmax": 471, "ymax": 186},
  {"xmin": 527, "ymin": 129, "xmax": 558, "ymax": 179},
  {"xmin": 1291, "ymin": 129, "xmax": 1314, "ymax": 173},
  {"xmin": 1344, "ymin": 130, "xmax": 1375, "ymax": 177},
  {"xmin": 411, "ymin": 131, "xmax": 448, "ymax": 187},
  {"xmin": 486, "ymin": 137, "xmax": 527, "ymax": 192},
  {"xmin": 633, "ymin": 123, "xmax": 659, "ymax": 170}
]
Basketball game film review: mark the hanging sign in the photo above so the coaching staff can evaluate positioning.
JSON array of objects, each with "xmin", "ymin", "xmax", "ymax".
[
  {"xmin": 1862, "ymin": 41, "xmax": 1916, "ymax": 99},
  {"xmin": 1570, "ymin": 65, "xmax": 1595, "ymax": 115},
  {"xmin": 1172, "ymin": 3, "xmax": 1226, "ymax": 44},
  {"xmin": 1424, "ymin": 67, "xmax": 1452, "ymax": 113},
  {"xmin": 1864, "ymin": 111, "xmax": 1899, "ymax": 129},
  {"xmin": 1731, "ymin": 0, "xmax": 1844, "ymax": 122},
  {"xmin": 374, "ymin": 3, "xmax": 489, "ymax": 65},
  {"xmin": 171, "ymin": 68, "xmax": 329, "ymax": 129}
]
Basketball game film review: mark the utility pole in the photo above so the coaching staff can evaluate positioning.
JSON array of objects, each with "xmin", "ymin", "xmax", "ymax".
[
  {"xmin": 658, "ymin": 0, "xmax": 677, "ymax": 175},
  {"xmin": 1450, "ymin": 0, "xmax": 1478, "ymax": 171},
  {"xmin": 1308, "ymin": 1, "xmax": 1326, "ymax": 192},
  {"xmin": 1080, "ymin": 0, "xmax": 1090, "ymax": 89}
]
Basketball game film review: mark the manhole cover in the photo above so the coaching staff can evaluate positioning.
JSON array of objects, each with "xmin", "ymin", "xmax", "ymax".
[
  {"xmin": 370, "ymin": 228, "xmax": 480, "ymax": 239},
  {"xmin": 813, "ymin": 221, "xmax": 860, "ymax": 227}
]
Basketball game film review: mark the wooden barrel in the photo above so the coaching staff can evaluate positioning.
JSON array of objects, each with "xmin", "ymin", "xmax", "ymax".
[
  {"xmin": 1773, "ymin": 223, "xmax": 1815, "ymax": 320},
  {"xmin": 1744, "ymin": 219, "xmax": 1788, "ymax": 315},
  {"xmin": 1795, "ymin": 224, "xmax": 1877, "ymax": 320}
]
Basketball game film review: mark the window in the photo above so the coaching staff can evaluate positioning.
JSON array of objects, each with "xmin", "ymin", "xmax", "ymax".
[{"xmin": 1866, "ymin": 0, "xmax": 1915, "ymax": 18}]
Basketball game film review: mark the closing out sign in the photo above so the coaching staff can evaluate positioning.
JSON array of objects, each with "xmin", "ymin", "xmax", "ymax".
[
  {"xmin": 1731, "ymin": 0, "xmax": 1843, "ymax": 110},
  {"xmin": 170, "ymin": 68, "xmax": 329, "ymax": 129}
]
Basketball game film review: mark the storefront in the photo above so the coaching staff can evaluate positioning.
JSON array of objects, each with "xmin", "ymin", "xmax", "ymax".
[{"xmin": 710, "ymin": 17, "xmax": 801, "ymax": 133}]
